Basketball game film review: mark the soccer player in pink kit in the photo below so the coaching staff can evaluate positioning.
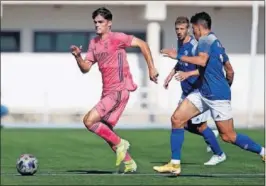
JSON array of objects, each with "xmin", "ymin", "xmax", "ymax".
[{"xmin": 70, "ymin": 7, "xmax": 159, "ymax": 173}]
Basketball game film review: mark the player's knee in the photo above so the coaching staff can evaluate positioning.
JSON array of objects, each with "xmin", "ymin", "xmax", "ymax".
[
  {"xmin": 171, "ymin": 115, "xmax": 183, "ymax": 128},
  {"xmin": 106, "ymin": 118, "xmax": 117, "ymax": 127},
  {"xmin": 220, "ymin": 133, "xmax": 236, "ymax": 143},
  {"xmin": 83, "ymin": 112, "xmax": 95, "ymax": 128}
]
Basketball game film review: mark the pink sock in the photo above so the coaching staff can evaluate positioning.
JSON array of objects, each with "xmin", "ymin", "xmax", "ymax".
[
  {"xmin": 110, "ymin": 144, "xmax": 132, "ymax": 162},
  {"xmin": 89, "ymin": 123, "xmax": 121, "ymax": 146},
  {"xmin": 124, "ymin": 152, "xmax": 133, "ymax": 162}
]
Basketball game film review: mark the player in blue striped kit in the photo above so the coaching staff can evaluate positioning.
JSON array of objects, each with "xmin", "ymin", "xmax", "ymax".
[
  {"xmin": 155, "ymin": 12, "xmax": 265, "ymax": 176},
  {"xmin": 159, "ymin": 16, "xmax": 227, "ymax": 167}
]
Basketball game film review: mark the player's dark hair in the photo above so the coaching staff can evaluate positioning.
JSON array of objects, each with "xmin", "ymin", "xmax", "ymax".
[
  {"xmin": 193, "ymin": 12, "xmax": 212, "ymax": 29},
  {"xmin": 190, "ymin": 15, "xmax": 197, "ymax": 24},
  {"xmin": 92, "ymin": 7, "xmax": 113, "ymax": 21},
  {"xmin": 175, "ymin": 16, "xmax": 189, "ymax": 28}
]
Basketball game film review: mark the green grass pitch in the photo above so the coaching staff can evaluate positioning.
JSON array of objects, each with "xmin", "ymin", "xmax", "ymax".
[{"xmin": 1, "ymin": 128, "xmax": 265, "ymax": 185}]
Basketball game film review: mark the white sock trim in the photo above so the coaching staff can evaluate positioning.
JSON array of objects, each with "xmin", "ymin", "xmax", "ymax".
[
  {"xmin": 171, "ymin": 159, "xmax": 180, "ymax": 164},
  {"xmin": 260, "ymin": 147, "xmax": 265, "ymax": 156}
]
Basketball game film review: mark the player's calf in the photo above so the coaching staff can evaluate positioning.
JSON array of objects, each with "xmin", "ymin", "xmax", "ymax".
[
  {"xmin": 216, "ymin": 119, "xmax": 265, "ymax": 159},
  {"xmin": 185, "ymin": 119, "xmax": 225, "ymax": 163},
  {"xmin": 107, "ymin": 141, "xmax": 135, "ymax": 164},
  {"xmin": 167, "ymin": 99, "xmax": 200, "ymax": 175},
  {"xmin": 188, "ymin": 121, "xmax": 225, "ymax": 162},
  {"xmin": 207, "ymin": 130, "xmax": 219, "ymax": 153},
  {"xmin": 84, "ymin": 115, "xmax": 130, "ymax": 167},
  {"xmin": 220, "ymin": 132, "xmax": 237, "ymax": 143},
  {"xmin": 83, "ymin": 109, "xmax": 121, "ymax": 146}
]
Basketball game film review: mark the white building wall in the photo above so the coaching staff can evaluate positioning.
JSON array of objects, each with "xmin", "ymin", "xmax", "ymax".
[{"xmin": 1, "ymin": 53, "xmax": 264, "ymax": 115}]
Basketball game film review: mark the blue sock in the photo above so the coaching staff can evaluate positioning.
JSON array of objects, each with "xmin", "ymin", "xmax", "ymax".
[
  {"xmin": 171, "ymin": 128, "xmax": 184, "ymax": 160},
  {"xmin": 202, "ymin": 127, "xmax": 223, "ymax": 156},
  {"xmin": 234, "ymin": 133, "xmax": 262, "ymax": 154}
]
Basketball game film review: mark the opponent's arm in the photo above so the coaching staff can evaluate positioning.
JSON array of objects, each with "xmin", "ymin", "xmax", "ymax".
[
  {"xmin": 186, "ymin": 69, "xmax": 200, "ymax": 77},
  {"xmin": 175, "ymin": 69, "xmax": 200, "ymax": 81},
  {"xmin": 179, "ymin": 53, "xmax": 208, "ymax": 67},
  {"xmin": 173, "ymin": 36, "xmax": 211, "ymax": 67},
  {"xmin": 163, "ymin": 68, "xmax": 176, "ymax": 89},
  {"xmin": 160, "ymin": 48, "xmax": 208, "ymax": 67},
  {"xmin": 223, "ymin": 61, "xmax": 234, "ymax": 87}
]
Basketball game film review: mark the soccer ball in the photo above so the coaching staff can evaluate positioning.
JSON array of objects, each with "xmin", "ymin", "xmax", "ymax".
[{"xmin": 16, "ymin": 154, "xmax": 38, "ymax": 176}]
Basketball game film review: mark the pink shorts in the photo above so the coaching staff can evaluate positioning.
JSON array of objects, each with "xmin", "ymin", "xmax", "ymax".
[{"xmin": 94, "ymin": 90, "xmax": 130, "ymax": 127}]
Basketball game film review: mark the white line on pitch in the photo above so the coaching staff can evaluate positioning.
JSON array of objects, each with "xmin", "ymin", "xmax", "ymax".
[{"xmin": 1, "ymin": 173, "xmax": 265, "ymax": 177}]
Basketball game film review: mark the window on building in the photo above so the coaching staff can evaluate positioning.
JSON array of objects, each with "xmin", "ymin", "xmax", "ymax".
[
  {"xmin": 0, "ymin": 31, "xmax": 21, "ymax": 52},
  {"xmin": 34, "ymin": 31, "xmax": 91, "ymax": 52},
  {"xmin": 34, "ymin": 30, "xmax": 164, "ymax": 53},
  {"xmin": 34, "ymin": 32, "xmax": 53, "ymax": 52}
]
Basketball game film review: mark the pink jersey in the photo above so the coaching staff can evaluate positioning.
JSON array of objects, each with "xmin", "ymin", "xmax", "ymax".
[{"xmin": 85, "ymin": 32, "xmax": 137, "ymax": 94}]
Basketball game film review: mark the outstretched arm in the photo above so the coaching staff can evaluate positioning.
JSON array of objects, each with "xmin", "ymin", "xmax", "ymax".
[
  {"xmin": 179, "ymin": 53, "xmax": 208, "ymax": 67},
  {"xmin": 175, "ymin": 36, "xmax": 211, "ymax": 67},
  {"xmin": 116, "ymin": 32, "xmax": 159, "ymax": 83},
  {"xmin": 160, "ymin": 48, "xmax": 208, "ymax": 67},
  {"xmin": 163, "ymin": 68, "xmax": 176, "ymax": 89},
  {"xmin": 131, "ymin": 37, "xmax": 155, "ymax": 70},
  {"xmin": 175, "ymin": 69, "xmax": 200, "ymax": 81},
  {"xmin": 131, "ymin": 37, "xmax": 159, "ymax": 83}
]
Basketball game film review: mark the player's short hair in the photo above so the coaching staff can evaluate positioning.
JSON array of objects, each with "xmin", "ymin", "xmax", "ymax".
[
  {"xmin": 190, "ymin": 15, "xmax": 197, "ymax": 24},
  {"xmin": 191, "ymin": 12, "xmax": 212, "ymax": 29},
  {"xmin": 175, "ymin": 16, "xmax": 189, "ymax": 27},
  {"xmin": 92, "ymin": 7, "xmax": 113, "ymax": 21}
]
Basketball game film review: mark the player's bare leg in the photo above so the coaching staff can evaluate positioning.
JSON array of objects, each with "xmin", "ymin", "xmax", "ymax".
[
  {"xmin": 83, "ymin": 109, "xmax": 121, "ymax": 146},
  {"xmin": 153, "ymin": 98, "xmax": 200, "ymax": 176},
  {"xmin": 83, "ymin": 108, "xmax": 130, "ymax": 167},
  {"xmin": 216, "ymin": 119, "xmax": 265, "ymax": 161}
]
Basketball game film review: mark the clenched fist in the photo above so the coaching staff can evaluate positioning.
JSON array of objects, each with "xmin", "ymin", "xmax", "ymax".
[{"xmin": 70, "ymin": 45, "xmax": 82, "ymax": 57}]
